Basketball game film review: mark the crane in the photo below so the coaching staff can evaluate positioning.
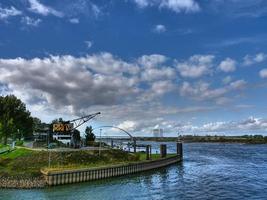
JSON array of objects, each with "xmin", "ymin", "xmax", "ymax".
[
  {"xmin": 66, "ymin": 112, "xmax": 101, "ymax": 130},
  {"xmin": 52, "ymin": 112, "xmax": 101, "ymax": 132}
]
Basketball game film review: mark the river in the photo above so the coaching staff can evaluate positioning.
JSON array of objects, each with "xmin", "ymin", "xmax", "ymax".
[{"xmin": 1, "ymin": 143, "xmax": 266, "ymax": 200}]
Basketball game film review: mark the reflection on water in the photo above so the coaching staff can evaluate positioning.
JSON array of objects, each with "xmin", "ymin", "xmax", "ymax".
[{"xmin": 1, "ymin": 143, "xmax": 267, "ymax": 200}]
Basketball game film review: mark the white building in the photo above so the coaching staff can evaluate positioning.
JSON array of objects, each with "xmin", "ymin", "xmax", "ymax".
[
  {"xmin": 53, "ymin": 134, "xmax": 71, "ymax": 145},
  {"xmin": 153, "ymin": 128, "xmax": 163, "ymax": 137}
]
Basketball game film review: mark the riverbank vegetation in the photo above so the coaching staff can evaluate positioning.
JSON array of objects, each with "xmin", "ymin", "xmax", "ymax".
[
  {"xmin": 0, "ymin": 147, "xmax": 168, "ymax": 179},
  {"xmin": 0, "ymin": 95, "xmax": 35, "ymax": 144}
]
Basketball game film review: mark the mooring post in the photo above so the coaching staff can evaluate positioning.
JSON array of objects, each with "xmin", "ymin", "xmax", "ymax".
[
  {"xmin": 176, "ymin": 142, "xmax": 183, "ymax": 160},
  {"xmin": 146, "ymin": 145, "xmax": 150, "ymax": 160},
  {"xmin": 149, "ymin": 145, "xmax": 152, "ymax": 158},
  {"xmin": 160, "ymin": 144, "xmax": 167, "ymax": 158}
]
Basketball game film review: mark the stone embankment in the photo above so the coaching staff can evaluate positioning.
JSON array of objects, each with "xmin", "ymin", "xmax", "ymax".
[{"xmin": 0, "ymin": 177, "xmax": 46, "ymax": 189}]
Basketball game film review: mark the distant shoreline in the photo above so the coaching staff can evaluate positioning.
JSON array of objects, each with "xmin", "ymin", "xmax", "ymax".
[{"xmin": 104, "ymin": 135, "xmax": 267, "ymax": 144}]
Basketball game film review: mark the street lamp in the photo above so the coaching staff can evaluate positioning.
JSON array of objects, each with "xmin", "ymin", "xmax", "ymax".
[{"xmin": 99, "ymin": 128, "xmax": 102, "ymax": 156}]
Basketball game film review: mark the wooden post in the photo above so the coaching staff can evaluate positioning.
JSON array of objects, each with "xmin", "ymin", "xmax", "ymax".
[
  {"xmin": 146, "ymin": 145, "xmax": 150, "ymax": 160},
  {"xmin": 176, "ymin": 142, "xmax": 183, "ymax": 160},
  {"xmin": 160, "ymin": 144, "xmax": 167, "ymax": 158}
]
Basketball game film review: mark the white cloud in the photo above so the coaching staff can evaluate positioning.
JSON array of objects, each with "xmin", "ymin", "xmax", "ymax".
[
  {"xmin": 218, "ymin": 58, "xmax": 236, "ymax": 72},
  {"xmin": 0, "ymin": 6, "xmax": 22, "ymax": 20},
  {"xmin": 132, "ymin": 0, "xmax": 200, "ymax": 13},
  {"xmin": 151, "ymin": 80, "xmax": 175, "ymax": 96},
  {"xmin": 0, "ymin": 54, "xmax": 140, "ymax": 113},
  {"xmin": 259, "ymin": 69, "xmax": 267, "ymax": 78},
  {"xmin": 176, "ymin": 55, "xmax": 215, "ymax": 78},
  {"xmin": 83, "ymin": 52, "xmax": 140, "ymax": 75},
  {"xmin": 171, "ymin": 116, "xmax": 267, "ymax": 135},
  {"xmin": 153, "ymin": 24, "xmax": 166, "ymax": 33},
  {"xmin": 85, "ymin": 41, "xmax": 93, "ymax": 49},
  {"xmin": 141, "ymin": 67, "xmax": 176, "ymax": 82},
  {"xmin": 133, "ymin": 0, "xmax": 149, "ymax": 8},
  {"xmin": 28, "ymin": 0, "xmax": 63, "ymax": 17},
  {"xmin": 159, "ymin": 0, "xmax": 200, "ymax": 13},
  {"xmin": 198, "ymin": 117, "xmax": 267, "ymax": 133},
  {"xmin": 180, "ymin": 79, "xmax": 246, "ymax": 101},
  {"xmin": 117, "ymin": 120, "xmax": 138, "ymax": 132},
  {"xmin": 138, "ymin": 54, "xmax": 168, "ymax": 68},
  {"xmin": 21, "ymin": 16, "xmax": 42, "ymax": 26},
  {"xmin": 69, "ymin": 18, "xmax": 79, "ymax": 24},
  {"xmin": 229, "ymin": 79, "xmax": 246, "ymax": 90},
  {"xmin": 243, "ymin": 53, "xmax": 267, "ymax": 66}
]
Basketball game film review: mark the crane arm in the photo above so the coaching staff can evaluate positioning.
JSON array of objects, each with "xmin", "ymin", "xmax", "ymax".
[{"xmin": 66, "ymin": 112, "xmax": 101, "ymax": 130}]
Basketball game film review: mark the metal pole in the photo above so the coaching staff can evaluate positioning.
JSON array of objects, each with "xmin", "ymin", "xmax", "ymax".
[
  {"xmin": 48, "ymin": 132, "xmax": 51, "ymax": 168},
  {"xmin": 99, "ymin": 128, "xmax": 102, "ymax": 156}
]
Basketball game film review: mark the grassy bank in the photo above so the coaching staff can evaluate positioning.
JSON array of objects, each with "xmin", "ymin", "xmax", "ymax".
[{"xmin": 0, "ymin": 147, "xmax": 171, "ymax": 178}]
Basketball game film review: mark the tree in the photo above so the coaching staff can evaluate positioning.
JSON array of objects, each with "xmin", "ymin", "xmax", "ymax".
[
  {"xmin": 0, "ymin": 95, "xmax": 34, "ymax": 144},
  {"xmin": 71, "ymin": 129, "xmax": 81, "ymax": 148},
  {"xmin": 85, "ymin": 126, "xmax": 95, "ymax": 146}
]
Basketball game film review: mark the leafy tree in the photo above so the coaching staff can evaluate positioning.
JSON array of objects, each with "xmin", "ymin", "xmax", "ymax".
[
  {"xmin": 0, "ymin": 95, "xmax": 34, "ymax": 144},
  {"xmin": 85, "ymin": 126, "xmax": 95, "ymax": 145},
  {"xmin": 71, "ymin": 129, "xmax": 81, "ymax": 148}
]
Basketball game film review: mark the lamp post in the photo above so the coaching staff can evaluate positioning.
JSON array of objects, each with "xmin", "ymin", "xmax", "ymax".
[
  {"xmin": 47, "ymin": 132, "xmax": 51, "ymax": 168},
  {"xmin": 99, "ymin": 128, "xmax": 102, "ymax": 156}
]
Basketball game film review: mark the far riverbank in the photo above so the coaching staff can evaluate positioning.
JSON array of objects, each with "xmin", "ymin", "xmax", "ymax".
[{"xmin": 129, "ymin": 135, "xmax": 267, "ymax": 144}]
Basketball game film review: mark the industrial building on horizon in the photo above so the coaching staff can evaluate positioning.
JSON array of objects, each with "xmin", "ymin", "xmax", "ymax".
[{"xmin": 153, "ymin": 128, "xmax": 163, "ymax": 137}]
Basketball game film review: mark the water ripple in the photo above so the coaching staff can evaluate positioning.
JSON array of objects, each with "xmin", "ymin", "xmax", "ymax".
[{"xmin": 1, "ymin": 143, "xmax": 266, "ymax": 200}]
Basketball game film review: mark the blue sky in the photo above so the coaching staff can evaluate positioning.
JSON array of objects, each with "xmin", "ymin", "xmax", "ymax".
[{"xmin": 1, "ymin": 0, "xmax": 267, "ymax": 136}]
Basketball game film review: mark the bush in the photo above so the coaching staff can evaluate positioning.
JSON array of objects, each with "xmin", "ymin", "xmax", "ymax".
[{"xmin": 15, "ymin": 140, "xmax": 23, "ymax": 146}]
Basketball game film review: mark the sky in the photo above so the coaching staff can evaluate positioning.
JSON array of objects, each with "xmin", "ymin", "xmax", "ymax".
[{"xmin": 1, "ymin": 0, "xmax": 267, "ymax": 137}]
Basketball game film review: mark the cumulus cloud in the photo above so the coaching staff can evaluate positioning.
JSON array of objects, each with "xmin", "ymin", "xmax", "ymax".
[
  {"xmin": 153, "ymin": 24, "xmax": 166, "ymax": 33},
  {"xmin": 180, "ymin": 79, "xmax": 246, "ymax": 101},
  {"xmin": 197, "ymin": 117, "xmax": 267, "ymax": 133},
  {"xmin": 21, "ymin": 16, "xmax": 42, "ymax": 26},
  {"xmin": 176, "ymin": 55, "xmax": 215, "ymax": 78},
  {"xmin": 243, "ymin": 53, "xmax": 267, "ymax": 66},
  {"xmin": 114, "ymin": 115, "xmax": 267, "ymax": 136},
  {"xmin": 117, "ymin": 120, "xmax": 138, "ymax": 132},
  {"xmin": 28, "ymin": 0, "xmax": 63, "ymax": 17},
  {"xmin": 0, "ymin": 52, "xmax": 260, "ymax": 136},
  {"xmin": 138, "ymin": 54, "xmax": 168, "ymax": 68},
  {"xmin": 259, "ymin": 69, "xmax": 267, "ymax": 78},
  {"xmin": 141, "ymin": 67, "xmax": 176, "ymax": 82},
  {"xmin": 0, "ymin": 6, "xmax": 22, "ymax": 20},
  {"xmin": 218, "ymin": 58, "xmax": 236, "ymax": 72},
  {"xmin": 132, "ymin": 0, "xmax": 200, "ymax": 13},
  {"xmin": 151, "ymin": 80, "xmax": 175, "ymax": 96},
  {"xmin": 0, "ymin": 54, "xmax": 140, "ymax": 112}
]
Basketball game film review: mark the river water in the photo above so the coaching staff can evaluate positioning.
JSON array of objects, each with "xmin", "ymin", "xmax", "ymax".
[{"xmin": 1, "ymin": 143, "xmax": 267, "ymax": 200}]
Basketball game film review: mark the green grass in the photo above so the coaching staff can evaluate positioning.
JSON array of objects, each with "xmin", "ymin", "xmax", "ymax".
[
  {"xmin": 138, "ymin": 152, "xmax": 176, "ymax": 161},
  {"xmin": 0, "ymin": 147, "xmax": 177, "ymax": 178},
  {"xmin": 0, "ymin": 148, "xmax": 33, "ymax": 159},
  {"xmin": 0, "ymin": 144, "xmax": 7, "ymax": 148}
]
